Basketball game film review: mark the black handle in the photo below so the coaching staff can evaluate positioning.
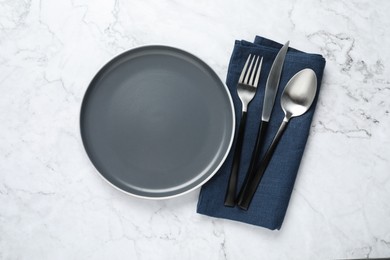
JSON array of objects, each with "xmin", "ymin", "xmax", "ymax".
[
  {"xmin": 237, "ymin": 119, "xmax": 289, "ymax": 210},
  {"xmin": 224, "ymin": 112, "xmax": 248, "ymax": 207},
  {"xmin": 237, "ymin": 120, "xmax": 269, "ymax": 202}
]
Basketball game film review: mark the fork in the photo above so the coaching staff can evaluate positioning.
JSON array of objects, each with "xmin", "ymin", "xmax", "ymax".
[{"xmin": 224, "ymin": 54, "xmax": 263, "ymax": 207}]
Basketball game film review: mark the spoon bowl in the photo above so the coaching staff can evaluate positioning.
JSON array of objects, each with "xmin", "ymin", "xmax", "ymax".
[{"xmin": 281, "ymin": 68, "xmax": 317, "ymax": 120}]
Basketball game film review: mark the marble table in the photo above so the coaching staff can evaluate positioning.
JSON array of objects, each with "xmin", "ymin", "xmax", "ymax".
[{"xmin": 1, "ymin": 0, "xmax": 389, "ymax": 259}]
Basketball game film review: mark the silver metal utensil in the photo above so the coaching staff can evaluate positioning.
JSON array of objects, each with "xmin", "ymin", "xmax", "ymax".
[
  {"xmin": 237, "ymin": 41, "xmax": 289, "ymax": 203},
  {"xmin": 237, "ymin": 68, "xmax": 317, "ymax": 210},
  {"xmin": 224, "ymin": 54, "xmax": 263, "ymax": 207}
]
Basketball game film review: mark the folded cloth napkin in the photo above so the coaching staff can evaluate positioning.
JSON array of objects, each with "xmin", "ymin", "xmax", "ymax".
[{"xmin": 197, "ymin": 36, "xmax": 326, "ymax": 230}]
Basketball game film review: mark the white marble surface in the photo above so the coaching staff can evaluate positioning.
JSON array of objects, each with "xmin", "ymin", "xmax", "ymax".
[{"xmin": 1, "ymin": 0, "xmax": 390, "ymax": 259}]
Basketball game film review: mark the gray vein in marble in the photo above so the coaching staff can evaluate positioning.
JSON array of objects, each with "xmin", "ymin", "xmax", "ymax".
[
  {"xmin": 348, "ymin": 245, "xmax": 372, "ymax": 259},
  {"xmin": 378, "ymin": 238, "xmax": 390, "ymax": 248},
  {"xmin": 0, "ymin": 68, "xmax": 17, "ymax": 85},
  {"xmin": 77, "ymin": 0, "xmax": 137, "ymax": 53},
  {"xmin": 358, "ymin": 110, "xmax": 379, "ymax": 124},
  {"xmin": 212, "ymin": 220, "xmax": 228, "ymax": 260},
  {"xmin": 287, "ymin": 0, "xmax": 297, "ymax": 31},
  {"xmin": 308, "ymin": 31, "xmax": 355, "ymax": 74},
  {"xmin": 322, "ymin": 4, "xmax": 352, "ymax": 24},
  {"xmin": 295, "ymin": 190, "xmax": 325, "ymax": 219},
  {"xmin": 42, "ymin": 74, "xmax": 76, "ymax": 101},
  {"xmin": 0, "ymin": 0, "xmax": 32, "ymax": 32},
  {"xmin": 37, "ymin": 1, "xmax": 64, "ymax": 47},
  {"xmin": 313, "ymin": 120, "xmax": 371, "ymax": 138},
  {"xmin": 2, "ymin": 182, "xmax": 56, "ymax": 197}
]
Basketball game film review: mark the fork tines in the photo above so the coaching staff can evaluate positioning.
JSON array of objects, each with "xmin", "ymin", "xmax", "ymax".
[{"xmin": 239, "ymin": 54, "xmax": 263, "ymax": 87}]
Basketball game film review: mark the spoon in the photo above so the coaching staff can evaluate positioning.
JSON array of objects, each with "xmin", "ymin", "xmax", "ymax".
[{"xmin": 237, "ymin": 68, "xmax": 317, "ymax": 210}]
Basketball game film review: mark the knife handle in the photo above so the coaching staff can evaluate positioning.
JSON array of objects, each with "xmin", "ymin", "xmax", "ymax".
[
  {"xmin": 224, "ymin": 111, "xmax": 247, "ymax": 207},
  {"xmin": 238, "ymin": 120, "xmax": 288, "ymax": 210},
  {"xmin": 236, "ymin": 120, "xmax": 268, "ymax": 203}
]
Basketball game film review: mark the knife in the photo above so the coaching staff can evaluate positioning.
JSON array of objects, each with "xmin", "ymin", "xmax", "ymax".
[{"xmin": 236, "ymin": 41, "xmax": 289, "ymax": 205}]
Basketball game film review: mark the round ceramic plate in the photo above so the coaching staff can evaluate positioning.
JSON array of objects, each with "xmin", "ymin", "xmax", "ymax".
[{"xmin": 80, "ymin": 45, "xmax": 235, "ymax": 199}]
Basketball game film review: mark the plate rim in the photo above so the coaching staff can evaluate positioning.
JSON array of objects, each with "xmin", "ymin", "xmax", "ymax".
[{"xmin": 79, "ymin": 44, "xmax": 235, "ymax": 200}]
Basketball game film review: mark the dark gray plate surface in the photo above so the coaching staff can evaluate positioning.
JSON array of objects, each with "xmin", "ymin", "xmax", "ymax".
[{"xmin": 80, "ymin": 46, "xmax": 234, "ymax": 198}]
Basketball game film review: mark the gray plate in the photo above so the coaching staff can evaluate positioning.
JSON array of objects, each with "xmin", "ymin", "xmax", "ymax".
[{"xmin": 80, "ymin": 45, "xmax": 235, "ymax": 199}]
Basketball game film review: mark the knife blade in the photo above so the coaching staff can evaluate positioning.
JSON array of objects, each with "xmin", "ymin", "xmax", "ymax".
[
  {"xmin": 262, "ymin": 41, "xmax": 289, "ymax": 121},
  {"xmin": 236, "ymin": 41, "xmax": 289, "ymax": 206}
]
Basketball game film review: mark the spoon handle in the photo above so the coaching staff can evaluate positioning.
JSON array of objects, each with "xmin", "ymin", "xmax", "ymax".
[
  {"xmin": 236, "ymin": 120, "xmax": 268, "ymax": 202},
  {"xmin": 237, "ymin": 119, "xmax": 289, "ymax": 210},
  {"xmin": 224, "ymin": 111, "xmax": 248, "ymax": 207}
]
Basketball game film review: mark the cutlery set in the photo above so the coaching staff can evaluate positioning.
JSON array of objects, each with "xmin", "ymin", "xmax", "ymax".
[{"xmin": 224, "ymin": 41, "xmax": 318, "ymax": 210}]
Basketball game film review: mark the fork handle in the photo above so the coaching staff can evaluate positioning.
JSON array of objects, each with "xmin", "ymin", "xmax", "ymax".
[
  {"xmin": 236, "ymin": 120, "xmax": 268, "ymax": 202},
  {"xmin": 224, "ymin": 111, "xmax": 247, "ymax": 207},
  {"xmin": 238, "ymin": 119, "xmax": 289, "ymax": 210}
]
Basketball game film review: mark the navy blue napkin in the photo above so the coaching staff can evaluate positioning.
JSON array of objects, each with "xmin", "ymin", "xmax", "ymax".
[{"xmin": 197, "ymin": 36, "xmax": 326, "ymax": 230}]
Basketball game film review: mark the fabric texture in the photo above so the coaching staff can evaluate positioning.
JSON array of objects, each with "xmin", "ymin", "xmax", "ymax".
[{"xmin": 197, "ymin": 36, "xmax": 326, "ymax": 230}]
